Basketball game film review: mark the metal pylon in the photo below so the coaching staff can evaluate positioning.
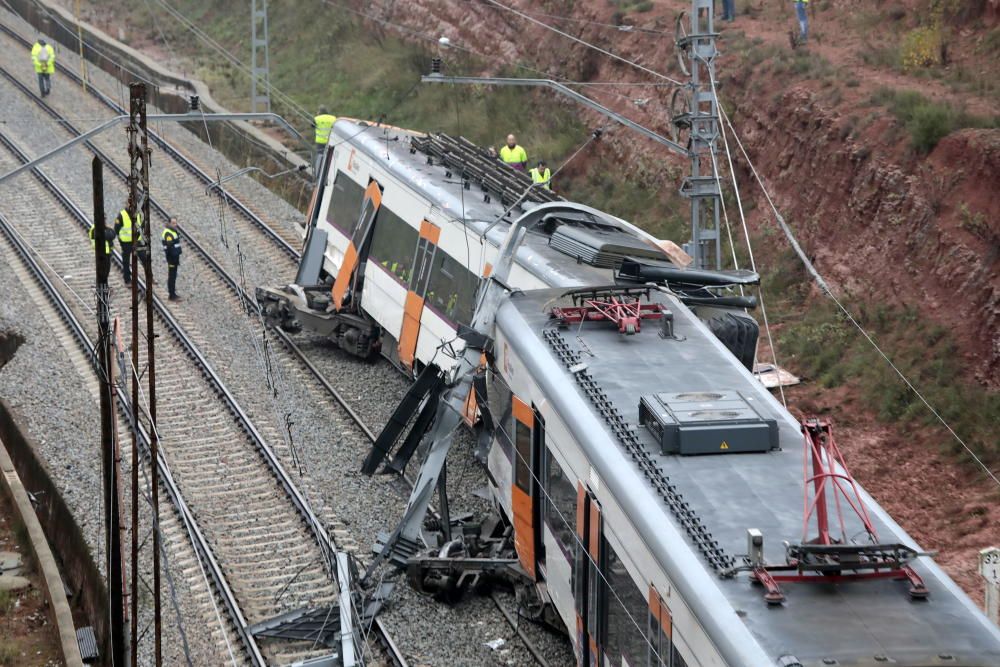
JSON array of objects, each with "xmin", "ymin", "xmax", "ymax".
[
  {"xmin": 250, "ymin": 0, "xmax": 271, "ymax": 113},
  {"xmin": 674, "ymin": 0, "xmax": 723, "ymax": 269}
]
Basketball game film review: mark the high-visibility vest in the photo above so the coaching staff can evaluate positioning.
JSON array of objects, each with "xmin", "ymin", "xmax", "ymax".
[
  {"xmin": 314, "ymin": 114, "xmax": 337, "ymax": 145},
  {"xmin": 118, "ymin": 209, "xmax": 141, "ymax": 243},
  {"xmin": 499, "ymin": 144, "xmax": 527, "ymax": 166},
  {"xmin": 89, "ymin": 225, "xmax": 111, "ymax": 254},
  {"xmin": 529, "ymin": 167, "xmax": 551, "ymax": 190},
  {"xmin": 31, "ymin": 42, "xmax": 55, "ymax": 75},
  {"xmin": 162, "ymin": 227, "xmax": 180, "ymax": 265}
]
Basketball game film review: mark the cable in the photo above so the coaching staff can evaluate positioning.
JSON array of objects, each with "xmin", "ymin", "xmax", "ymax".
[
  {"xmin": 465, "ymin": 0, "xmax": 669, "ymax": 35},
  {"xmin": 481, "ymin": 0, "xmax": 684, "ymax": 86},
  {"xmin": 719, "ymin": 105, "xmax": 1000, "ymax": 488},
  {"xmin": 151, "ymin": 0, "xmax": 311, "ymax": 121},
  {"xmin": 705, "ymin": 69, "xmax": 787, "ymax": 409},
  {"xmin": 317, "ymin": 0, "xmax": 649, "ymax": 113}
]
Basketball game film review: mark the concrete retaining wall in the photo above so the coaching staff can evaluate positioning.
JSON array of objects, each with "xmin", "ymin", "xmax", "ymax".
[{"xmin": 0, "ymin": 399, "xmax": 107, "ymax": 665}]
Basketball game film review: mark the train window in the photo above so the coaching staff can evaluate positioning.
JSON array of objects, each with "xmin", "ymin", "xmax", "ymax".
[
  {"xmin": 647, "ymin": 590, "xmax": 672, "ymax": 667},
  {"xmin": 487, "ymin": 371, "xmax": 513, "ymax": 456},
  {"xmin": 587, "ymin": 544, "xmax": 604, "ymax": 652},
  {"xmin": 424, "ymin": 251, "xmax": 479, "ymax": 324},
  {"xmin": 326, "ymin": 171, "xmax": 365, "ymax": 234},
  {"xmin": 605, "ymin": 544, "xmax": 648, "ymax": 667},
  {"xmin": 544, "ymin": 451, "xmax": 576, "ymax": 561},
  {"xmin": 514, "ymin": 420, "xmax": 532, "ymax": 491},
  {"xmin": 369, "ymin": 206, "xmax": 419, "ymax": 285}
]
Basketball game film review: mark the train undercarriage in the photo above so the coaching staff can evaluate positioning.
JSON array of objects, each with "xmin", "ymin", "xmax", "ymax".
[{"xmin": 256, "ymin": 282, "xmax": 381, "ymax": 359}]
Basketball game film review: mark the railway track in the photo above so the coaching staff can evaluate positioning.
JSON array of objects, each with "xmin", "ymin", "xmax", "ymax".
[
  {"xmin": 0, "ymin": 18, "xmax": 550, "ymax": 664},
  {"xmin": 0, "ymin": 126, "xmax": 349, "ymax": 665}
]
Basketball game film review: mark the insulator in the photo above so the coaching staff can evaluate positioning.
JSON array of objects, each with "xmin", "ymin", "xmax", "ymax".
[
  {"xmin": 431, "ymin": 57, "xmax": 442, "ymax": 74},
  {"xmin": 189, "ymin": 95, "xmax": 200, "ymax": 111}
]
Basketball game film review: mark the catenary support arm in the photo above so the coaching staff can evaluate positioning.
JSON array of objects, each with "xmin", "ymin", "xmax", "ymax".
[{"xmin": 0, "ymin": 112, "xmax": 306, "ymax": 187}]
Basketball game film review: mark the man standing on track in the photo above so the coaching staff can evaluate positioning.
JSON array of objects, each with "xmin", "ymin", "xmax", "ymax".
[
  {"xmin": 161, "ymin": 218, "xmax": 182, "ymax": 301},
  {"xmin": 114, "ymin": 207, "xmax": 141, "ymax": 285},
  {"xmin": 31, "ymin": 37, "xmax": 56, "ymax": 97}
]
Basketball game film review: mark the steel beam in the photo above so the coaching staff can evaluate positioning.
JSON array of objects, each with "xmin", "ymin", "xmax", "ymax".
[
  {"xmin": 0, "ymin": 112, "xmax": 306, "ymax": 186},
  {"xmin": 422, "ymin": 75, "xmax": 689, "ymax": 156}
]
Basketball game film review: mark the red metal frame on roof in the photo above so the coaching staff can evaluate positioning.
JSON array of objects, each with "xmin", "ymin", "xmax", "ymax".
[
  {"xmin": 749, "ymin": 418, "xmax": 929, "ymax": 604},
  {"xmin": 551, "ymin": 290, "xmax": 663, "ymax": 335}
]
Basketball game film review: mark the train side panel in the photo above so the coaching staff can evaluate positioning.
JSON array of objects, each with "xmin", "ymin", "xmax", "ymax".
[{"xmin": 489, "ymin": 329, "xmax": 728, "ymax": 667}]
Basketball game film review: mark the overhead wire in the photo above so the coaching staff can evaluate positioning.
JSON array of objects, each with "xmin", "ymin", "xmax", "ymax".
[
  {"xmin": 705, "ymin": 68, "xmax": 788, "ymax": 409},
  {"xmin": 464, "ymin": 0, "xmax": 993, "ymax": 481},
  {"xmin": 466, "ymin": 0, "xmax": 670, "ymax": 35},
  {"xmin": 719, "ymin": 105, "xmax": 1000, "ymax": 488},
  {"xmin": 480, "ymin": 0, "xmax": 684, "ymax": 86},
  {"xmin": 151, "ymin": 0, "xmax": 312, "ymax": 122},
  {"xmin": 317, "ymin": 0, "xmax": 652, "ymax": 112}
]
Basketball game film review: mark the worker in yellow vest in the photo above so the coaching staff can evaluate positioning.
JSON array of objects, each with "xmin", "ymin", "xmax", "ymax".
[
  {"xmin": 313, "ymin": 106, "xmax": 337, "ymax": 176},
  {"xmin": 88, "ymin": 224, "xmax": 112, "ymax": 256},
  {"xmin": 30, "ymin": 38, "xmax": 55, "ymax": 97},
  {"xmin": 114, "ymin": 208, "xmax": 142, "ymax": 285},
  {"xmin": 499, "ymin": 134, "xmax": 528, "ymax": 171},
  {"xmin": 529, "ymin": 160, "xmax": 551, "ymax": 190},
  {"xmin": 162, "ymin": 219, "xmax": 182, "ymax": 301}
]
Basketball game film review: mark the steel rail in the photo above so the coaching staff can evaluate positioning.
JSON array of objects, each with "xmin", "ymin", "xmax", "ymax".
[
  {"xmin": 0, "ymin": 208, "xmax": 266, "ymax": 665},
  {"xmin": 0, "ymin": 126, "xmax": 330, "ymax": 663},
  {"xmin": 490, "ymin": 592, "xmax": 551, "ymax": 667},
  {"xmin": 0, "ymin": 20, "xmax": 301, "ymax": 259},
  {"xmin": 0, "ymin": 23, "xmax": 301, "ymax": 257},
  {"xmin": 3, "ymin": 22, "xmax": 422, "ymax": 659},
  {"xmin": 0, "ymin": 66, "xmax": 341, "ymax": 577},
  {"xmin": 0, "ymin": 47, "xmax": 407, "ymax": 664}
]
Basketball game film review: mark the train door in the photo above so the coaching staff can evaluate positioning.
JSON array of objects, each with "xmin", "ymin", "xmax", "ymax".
[
  {"xmin": 512, "ymin": 397, "xmax": 544, "ymax": 579},
  {"xmin": 398, "ymin": 220, "xmax": 440, "ymax": 370},
  {"xmin": 647, "ymin": 587, "xmax": 675, "ymax": 667},
  {"xmin": 575, "ymin": 484, "xmax": 605, "ymax": 667},
  {"xmin": 332, "ymin": 179, "xmax": 382, "ymax": 310}
]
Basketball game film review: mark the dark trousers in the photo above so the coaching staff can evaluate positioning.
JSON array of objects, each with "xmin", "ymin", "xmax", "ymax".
[
  {"xmin": 167, "ymin": 264, "xmax": 178, "ymax": 298},
  {"xmin": 120, "ymin": 241, "xmax": 133, "ymax": 283},
  {"xmin": 37, "ymin": 72, "xmax": 51, "ymax": 96},
  {"xmin": 722, "ymin": 0, "xmax": 736, "ymax": 20}
]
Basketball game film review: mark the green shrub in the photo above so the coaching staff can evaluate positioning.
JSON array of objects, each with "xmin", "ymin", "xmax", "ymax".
[
  {"xmin": 907, "ymin": 103, "xmax": 955, "ymax": 153},
  {"xmin": 0, "ymin": 643, "xmax": 16, "ymax": 666},
  {"xmin": 762, "ymin": 248, "xmax": 1000, "ymax": 472},
  {"xmin": 872, "ymin": 87, "xmax": 999, "ymax": 153},
  {"xmin": 901, "ymin": 26, "xmax": 943, "ymax": 69}
]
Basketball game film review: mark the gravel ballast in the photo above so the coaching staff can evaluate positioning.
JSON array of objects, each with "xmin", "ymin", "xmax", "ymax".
[{"xmin": 0, "ymin": 8, "xmax": 575, "ymax": 664}]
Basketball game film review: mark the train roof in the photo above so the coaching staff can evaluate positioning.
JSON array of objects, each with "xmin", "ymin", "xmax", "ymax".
[
  {"xmin": 496, "ymin": 287, "xmax": 1000, "ymax": 666},
  {"xmin": 331, "ymin": 120, "xmax": 668, "ymax": 288}
]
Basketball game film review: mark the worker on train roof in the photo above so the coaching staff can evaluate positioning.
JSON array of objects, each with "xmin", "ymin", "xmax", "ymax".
[
  {"xmin": 499, "ymin": 134, "xmax": 527, "ymax": 171},
  {"xmin": 530, "ymin": 160, "xmax": 551, "ymax": 190},
  {"xmin": 314, "ymin": 106, "xmax": 337, "ymax": 176},
  {"xmin": 314, "ymin": 106, "xmax": 337, "ymax": 145}
]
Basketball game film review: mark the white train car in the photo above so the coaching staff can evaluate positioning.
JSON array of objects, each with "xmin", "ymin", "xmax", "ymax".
[{"xmin": 258, "ymin": 120, "xmax": 1000, "ymax": 667}]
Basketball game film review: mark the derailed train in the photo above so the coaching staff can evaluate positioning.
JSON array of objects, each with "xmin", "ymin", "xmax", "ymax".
[{"xmin": 257, "ymin": 119, "xmax": 1000, "ymax": 666}]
